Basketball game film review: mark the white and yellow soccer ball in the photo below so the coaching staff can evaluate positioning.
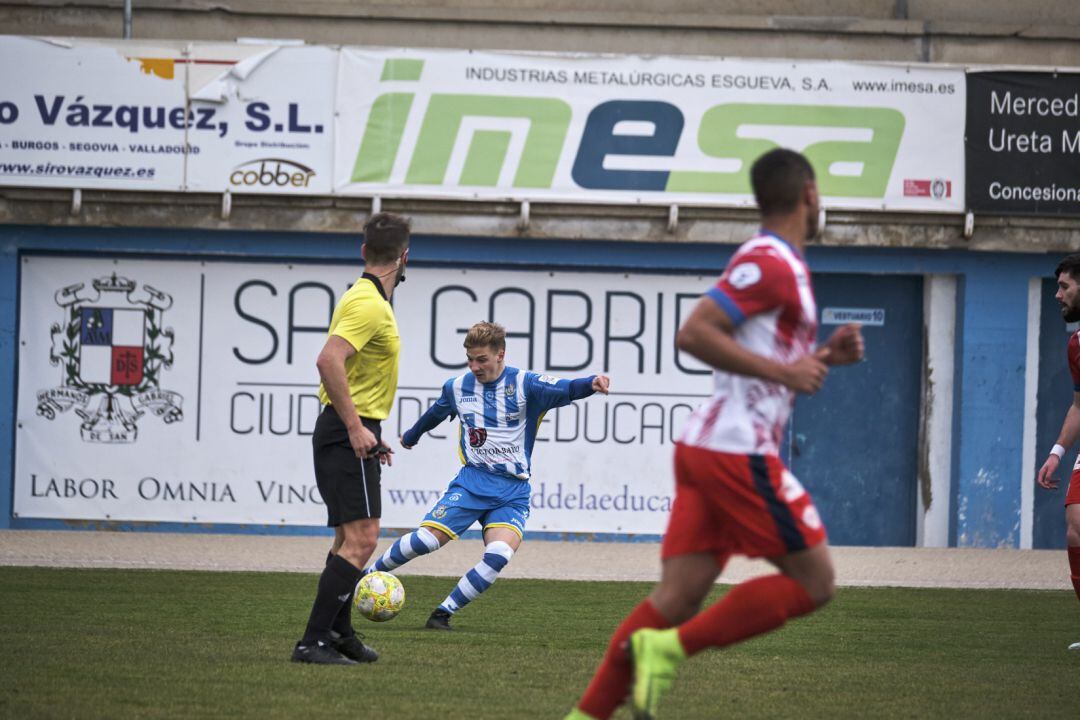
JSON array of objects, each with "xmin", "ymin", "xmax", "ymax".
[{"xmin": 354, "ymin": 571, "xmax": 406, "ymax": 622}]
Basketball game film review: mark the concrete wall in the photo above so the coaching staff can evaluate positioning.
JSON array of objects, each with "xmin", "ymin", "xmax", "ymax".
[
  {"xmin": 2, "ymin": 3, "xmax": 1079, "ymax": 252},
  {"xmin": 0, "ymin": 4, "xmax": 1075, "ymax": 546},
  {"xmin": 0, "ymin": 224, "xmax": 1064, "ymax": 547},
  {"xmin": 1, "ymin": 1, "xmax": 1078, "ymax": 66}
]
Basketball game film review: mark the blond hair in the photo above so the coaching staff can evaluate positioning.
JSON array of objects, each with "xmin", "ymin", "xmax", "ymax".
[{"xmin": 463, "ymin": 321, "xmax": 506, "ymax": 352}]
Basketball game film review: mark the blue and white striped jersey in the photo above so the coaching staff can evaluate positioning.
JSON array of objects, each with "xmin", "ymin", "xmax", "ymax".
[{"xmin": 402, "ymin": 366, "xmax": 596, "ymax": 481}]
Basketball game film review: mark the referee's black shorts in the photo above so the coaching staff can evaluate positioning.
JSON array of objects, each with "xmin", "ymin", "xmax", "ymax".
[{"xmin": 312, "ymin": 406, "xmax": 383, "ymax": 526}]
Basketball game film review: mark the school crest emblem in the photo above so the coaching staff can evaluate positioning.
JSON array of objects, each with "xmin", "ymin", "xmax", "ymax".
[{"xmin": 36, "ymin": 273, "xmax": 183, "ymax": 443}]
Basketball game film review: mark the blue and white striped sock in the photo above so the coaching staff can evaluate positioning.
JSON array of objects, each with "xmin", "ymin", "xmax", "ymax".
[
  {"xmin": 438, "ymin": 541, "xmax": 514, "ymax": 614},
  {"xmin": 368, "ymin": 527, "xmax": 441, "ymax": 573}
]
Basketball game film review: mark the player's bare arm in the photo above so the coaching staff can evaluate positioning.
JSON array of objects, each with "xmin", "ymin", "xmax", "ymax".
[
  {"xmin": 1037, "ymin": 391, "xmax": 1080, "ymax": 490},
  {"xmin": 592, "ymin": 375, "xmax": 611, "ymax": 394},
  {"xmin": 316, "ymin": 334, "xmax": 387, "ymax": 459},
  {"xmin": 677, "ymin": 295, "xmax": 828, "ymax": 394},
  {"xmin": 818, "ymin": 323, "xmax": 865, "ymax": 366}
]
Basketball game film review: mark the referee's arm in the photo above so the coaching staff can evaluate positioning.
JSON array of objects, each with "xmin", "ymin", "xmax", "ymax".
[{"xmin": 317, "ymin": 335, "xmax": 378, "ymax": 459}]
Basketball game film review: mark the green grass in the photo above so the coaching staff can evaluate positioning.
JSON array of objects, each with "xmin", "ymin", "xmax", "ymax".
[{"xmin": 0, "ymin": 567, "xmax": 1077, "ymax": 718}]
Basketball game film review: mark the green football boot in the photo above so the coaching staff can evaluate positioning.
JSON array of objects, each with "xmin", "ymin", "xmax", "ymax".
[
  {"xmin": 563, "ymin": 709, "xmax": 598, "ymax": 720},
  {"xmin": 629, "ymin": 628, "xmax": 687, "ymax": 719}
]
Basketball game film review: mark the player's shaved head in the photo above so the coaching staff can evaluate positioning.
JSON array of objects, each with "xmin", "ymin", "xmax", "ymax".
[
  {"xmin": 464, "ymin": 322, "xmax": 506, "ymax": 352},
  {"xmin": 750, "ymin": 149, "xmax": 816, "ymax": 216}
]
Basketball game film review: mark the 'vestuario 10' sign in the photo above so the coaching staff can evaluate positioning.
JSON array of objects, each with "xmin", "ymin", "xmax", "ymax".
[{"xmin": 16, "ymin": 256, "xmax": 718, "ymax": 533}]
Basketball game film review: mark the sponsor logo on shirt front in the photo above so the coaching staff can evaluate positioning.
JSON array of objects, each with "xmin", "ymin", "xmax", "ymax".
[{"xmin": 468, "ymin": 427, "xmax": 488, "ymax": 447}]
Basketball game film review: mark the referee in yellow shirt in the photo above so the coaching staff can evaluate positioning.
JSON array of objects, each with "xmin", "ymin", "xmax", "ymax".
[{"xmin": 292, "ymin": 212, "xmax": 411, "ymax": 665}]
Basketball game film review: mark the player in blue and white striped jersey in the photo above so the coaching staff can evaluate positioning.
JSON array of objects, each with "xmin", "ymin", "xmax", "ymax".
[{"xmin": 367, "ymin": 321, "xmax": 610, "ymax": 630}]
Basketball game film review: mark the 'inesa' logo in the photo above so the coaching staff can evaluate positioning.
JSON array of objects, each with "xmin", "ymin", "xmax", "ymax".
[{"xmin": 230, "ymin": 159, "xmax": 315, "ymax": 188}]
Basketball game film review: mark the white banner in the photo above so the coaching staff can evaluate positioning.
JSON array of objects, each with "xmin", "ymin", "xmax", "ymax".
[
  {"xmin": 16, "ymin": 256, "xmax": 721, "ymax": 533},
  {"xmin": 0, "ymin": 37, "xmax": 335, "ymax": 194},
  {"xmin": 336, "ymin": 49, "xmax": 966, "ymax": 211},
  {"xmin": 0, "ymin": 37, "xmax": 190, "ymax": 190},
  {"xmin": 184, "ymin": 43, "xmax": 337, "ymax": 195},
  {"xmin": 0, "ymin": 37, "xmax": 964, "ymax": 211}
]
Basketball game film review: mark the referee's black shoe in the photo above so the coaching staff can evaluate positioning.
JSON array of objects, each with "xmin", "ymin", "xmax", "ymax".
[
  {"xmin": 425, "ymin": 608, "xmax": 453, "ymax": 630},
  {"xmin": 291, "ymin": 639, "xmax": 357, "ymax": 665},
  {"xmin": 330, "ymin": 632, "xmax": 379, "ymax": 663}
]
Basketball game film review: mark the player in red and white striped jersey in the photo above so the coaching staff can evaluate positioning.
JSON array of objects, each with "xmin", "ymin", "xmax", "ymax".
[
  {"xmin": 681, "ymin": 228, "xmax": 820, "ymax": 456},
  {"xmin": 567, "ymin": 149, "xmax": 865, "ymax": 720},
  {"xmin": 1036, "ymin": 252, "xmax": 1080, "ymax": 652}
]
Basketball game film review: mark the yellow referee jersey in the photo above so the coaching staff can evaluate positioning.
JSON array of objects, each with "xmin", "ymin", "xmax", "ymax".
[{"xmin": 318, "ymin": 273, "xmax": 400, "ymax": 419}]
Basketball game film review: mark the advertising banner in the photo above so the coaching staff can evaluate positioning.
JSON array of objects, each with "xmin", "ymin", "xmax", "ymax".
[
  {"xmin": 183, "ymin": 43, "xmax": 337, "ymax": 195},
  {"xmin": 336, "ymin": 48, "xmax": 965, "ymax": 211},
  {"xmin": 0, "ymin": 37, "xmax": 335, "ymax": 194},
  {"xmin": 0, "ymin": 37, "xmax": 965, "ymax": 211},
  {"xmin": 0, "ymin": 36, "xmax": 191, "ymax": 190},
  {"xmin": 966, "ymin": 71, "xmax": 1080, "ymax": 216},
  {"xmin": 16, "ymin": 256, "xmax": 720, "ymax": 533}
]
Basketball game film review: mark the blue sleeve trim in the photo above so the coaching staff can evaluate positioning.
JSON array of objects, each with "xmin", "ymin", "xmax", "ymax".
[
  {"xmin": 1074, "ymin": 384, "xmax": 1080, "ymax": 392},
  {"xmin": 568, "ymin": 376, "xmax": 595, "ymax": 400},
  {"xmin": 705, "ymin": 287, "xmax": 745, "ymax": 327}
]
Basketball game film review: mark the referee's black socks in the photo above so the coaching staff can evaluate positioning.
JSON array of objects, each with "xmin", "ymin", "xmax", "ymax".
[
  {"xmin": 303, "ymin": 554, "xmax": 363, "ymax": 643},
  {"xmin": 329, "ymin": 552, "xmax": 356, "ymax": 637}
]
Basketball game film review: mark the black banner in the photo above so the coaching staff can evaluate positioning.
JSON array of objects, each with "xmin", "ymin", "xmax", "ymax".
[{"xmin": 966, "ymin": 71, "xmax": 1080, "ymax": 216}]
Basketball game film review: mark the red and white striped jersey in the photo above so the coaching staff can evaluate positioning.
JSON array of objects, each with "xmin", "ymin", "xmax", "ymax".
[
  {"xmin": 679, "ymin": 232, "xmax": 818, "ymax": 456},
  {"xmin": 1068, "ymin": 328, "xmax": 1080, "ymax": 392}
]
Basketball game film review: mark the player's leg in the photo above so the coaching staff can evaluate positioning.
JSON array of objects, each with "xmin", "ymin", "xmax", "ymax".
[
  {"xmin": 330, "ymin": 525, "xmax": 345, "ymax": 555},
  {"xmin": 295, "ymin": 417, "xmax": 382, "ymax": 665},
  {"xmin": 626, "ymin": 553, "xmax": 725, "ymax": 719},
  {"xmin": 327, "ymin": 456, "xmax": 385, "ymax": 656},
  {"xmin": 628, "ymin": 453, "xmax": 825, "ymax": 718},
  {"xmin": 326, "ymin": 516, "xmax": 383, "ymax": 662},
  {"xmin": 569, "ymin": 594, "xmax": 673, "ymax": 720},
  {"xmin": 1066, "ymin": 493, "xmax": 1080, "ymax": 603},
  {"xmin": 326, "ymin": 525, "xmax": 351, "ymax": 637},
  {"xmin": 768, "ymin": 541, "xmax": 836, "ymax": 606},
  {"xmin": 657, "ymin": 544, "xmax": 826, "ymax": 655},
  {"xmin": 367, "ymin": 524, "xmax": 451, "ymax": 574},
  {"xmin": 318, "ymin": 517, "xmax": 380, "ymax": 622},
  {"xmin": 1068, "ymin": 504, "xmax": 1080, "ymax": 599},
  {"xmin": 427, "ymin": 505, "xmax": 525, "ymax": 629},
  {"xmin": 294, "ymin": 516, "xmax": 380, "ymax": 665},
  {"xmin": 626, "ymin": 551, "xmax": 824, "ymax": 720},
  {"xmin": 370, "ymin": 477, "xmax": 474, "ymax": 577},
  {"xmin": 664, "ymin": 458, "xmax": 830, "ymax": 656},
  {"xmin": 571, "ymin": 445, "xmax": 721, "ymax": 720},
  {"xmin": 1065, "ymin": 481, "xmax": 1080, "ymax": 650}
]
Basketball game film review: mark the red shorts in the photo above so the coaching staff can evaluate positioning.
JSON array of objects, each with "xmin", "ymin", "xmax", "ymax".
[
  {"xmin": 662, "ymin": 443, "xmax": 827, "ymax": 563},
  {"xmin": 1067, "ymin": 458, "xmax": 1080, "ymax": 506}
]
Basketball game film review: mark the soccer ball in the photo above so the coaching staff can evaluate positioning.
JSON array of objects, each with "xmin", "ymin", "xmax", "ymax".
[{"xmin": 354, "ymin": 571, "xmax": 405, "ymax": 622}]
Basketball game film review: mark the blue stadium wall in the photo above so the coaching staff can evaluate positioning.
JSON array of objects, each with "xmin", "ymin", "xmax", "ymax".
[{"xmin": 0, "ymin": 224, "xmax": 1067, "ymax": 548}]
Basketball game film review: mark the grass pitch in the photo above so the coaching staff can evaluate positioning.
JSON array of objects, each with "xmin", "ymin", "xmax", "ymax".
[{"xmin": 0, "ymin": 566, "xmax": 1077, "ymax": 718}]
